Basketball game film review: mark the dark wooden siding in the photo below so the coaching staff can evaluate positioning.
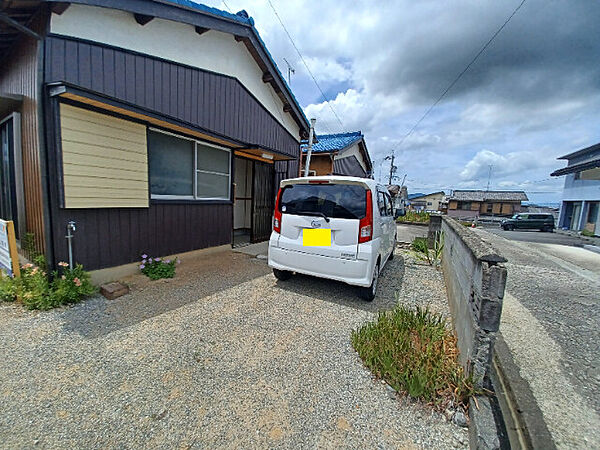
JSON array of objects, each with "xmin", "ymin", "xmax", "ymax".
[
  {"xmin": 42, "ymin": 35, "xmax": 303, "ymax": 270},
  {"xmin": 50, "ymin": 203, "xmax": 231, "ymax": 270},
  {"xmin": 44, "ymin": 35, "xmax": 300, "ymax": 158},
  {"xmin": 0, "ymin": 13, "xmax": 46, "ymax": 253}
]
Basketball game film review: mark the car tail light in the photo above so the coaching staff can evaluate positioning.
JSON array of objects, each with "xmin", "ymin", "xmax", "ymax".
[
  {"xmin": 359, "ymin": 189, "xmax": 373, "ymax": 243},
  {"xmin": 273, "ymin": 187, "xmax": 283, "ymax": 233}
]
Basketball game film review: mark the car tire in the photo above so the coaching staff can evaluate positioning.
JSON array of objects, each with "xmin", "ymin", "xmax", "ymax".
[
  {"xmin": 543, "ymin": 226, "xmax": 553, "ymax": 233},
  {"xmin": 505, "ymin": 225, "xmax": 514, "ymax": 231},
  {"xmin": 358, "ymin": 262, "xmax": 379, "ymax": 302},
  {"xmin": 273, "ymin": 268, "xmax": 292, "ymax": 281}
]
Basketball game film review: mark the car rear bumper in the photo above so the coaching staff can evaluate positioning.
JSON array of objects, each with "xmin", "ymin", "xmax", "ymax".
[{"xmin": 268, "ymin": 245, "xmax": 373, "ymax": 287}]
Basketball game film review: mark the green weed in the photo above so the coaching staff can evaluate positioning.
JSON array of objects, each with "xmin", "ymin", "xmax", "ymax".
[{"xmin": 351, "ymin": 302, "xmax": 480, "ymax": 411}]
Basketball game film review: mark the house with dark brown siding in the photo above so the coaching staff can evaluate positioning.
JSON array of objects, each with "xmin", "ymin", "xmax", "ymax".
[{"xmin": 0, "ymin": 0, "xmax": 309, "ymax": 278}]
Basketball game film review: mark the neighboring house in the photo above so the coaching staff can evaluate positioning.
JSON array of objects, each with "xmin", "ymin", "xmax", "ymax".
[
  {"xmin": 407, "ymin": 191, "xmax": 445, "ymax": 212},
  {"xmin": 387, "ymin": 184, "xmax": 407, "ymax": 216},
  {"xmin": 551, "ymin": 142, "xmax": 600, "ymax": 234},
  {"xmin": 447, "ymin": 190, "xmax": 528, "ymax": 219},
  {"xmin": 300, "ymin": 131, "xmax": 373, "ymax": 178},
  {"xmin": 0, "ymin": 1, "xmax": 310, "ymax": 274}
]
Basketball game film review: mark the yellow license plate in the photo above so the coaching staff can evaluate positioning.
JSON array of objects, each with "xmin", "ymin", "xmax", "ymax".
[{"xmin": 303, "ymin": 228, "xmax": 331, "ymax": 246}]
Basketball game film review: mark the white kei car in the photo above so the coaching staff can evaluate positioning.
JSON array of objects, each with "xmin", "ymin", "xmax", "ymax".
[{"xmin": 268, "ymin": 176, "xmax": 397, "ymax": 300}]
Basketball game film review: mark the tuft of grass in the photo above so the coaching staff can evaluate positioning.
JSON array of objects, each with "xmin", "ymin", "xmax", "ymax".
[
  {"xmin": 581, "ymin": 229, "xmax": 595, "ymax": 237},
  {"xmin": 351, "ymin": 303, "xmax": 480, "ymax": 411},
  {"xmin": 411, "ymin": 237, "xmax": 428, "ymax": 253},
  {"xmin": 411, "ymin": 233, "xmax": 444, "ymax": 267}
]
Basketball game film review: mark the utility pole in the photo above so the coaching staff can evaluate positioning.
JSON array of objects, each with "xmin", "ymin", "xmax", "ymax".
[
  {"xmin": 388, "ymin": 153, "xmax": 395, "ymax": 185},
  {"xmin": 486, "ymin": 164, "xmax": 493, "ymax": 191},
  {"xmin": 283, "ymin": 58, "xmax": 295, "ymax": 85},
  {"xmin": 303, "ymin": 118, "xmax": 316, "ymax": 177}
]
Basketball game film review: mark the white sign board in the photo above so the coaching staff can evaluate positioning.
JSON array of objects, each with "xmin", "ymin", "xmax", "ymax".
[{"xmin": 0, "ymin": 220, "xmax": 18, "ymax": 277}]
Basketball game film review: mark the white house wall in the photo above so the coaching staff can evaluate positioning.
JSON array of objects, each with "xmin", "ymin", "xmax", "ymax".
[
  {"xmin": 335, "ymin": 142, "xmax": 367, "ymax": 172},
  {"xmin": 51, "ymin": 4, "xmax": 300, "ymax": 141}
]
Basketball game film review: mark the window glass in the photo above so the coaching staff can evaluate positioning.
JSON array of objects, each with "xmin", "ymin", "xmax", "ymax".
[
  {"xmin": 148, "ymin": 130, "xmax": 194, "ymax": 196},
  {"xmin": 149, "ymin": 130, "xmax": 230, "ymax": 200},
  {"xmin": 279, "ymin": 183, "xmax": 366, "ymax": 219},
  {"xmin": 385, "ymin": 193, "xmax": 393, "ymax": 216},
  {"xmin": 196, "ymin": 143, "xmax": 230, "ymax": 199},
  {"xmin": 197, "ymin": 144, "xmax": 230, "ymax": 174},
  {"xmin": 377, "ymin": 191, "xmax": 387, "ymax": 215},
  {"xmin": 197, "ymin": 172, "xmax": 230, "ymax": 199}
]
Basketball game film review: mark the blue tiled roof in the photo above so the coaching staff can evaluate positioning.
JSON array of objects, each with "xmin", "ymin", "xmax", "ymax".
[
  {"xmin": 301, "ymin": 131, "xmax": 363, "ymax": 153},
  {"xmin": 408, "ymin": 193, "xmax": 425, "ymax": 199},
  {"xmin": 163, "ymin": 1, "xmax": 309, "ymax": 129},
  {"xmin": 165, "ymin": 1, "xmax": 254, "ymax": 25}
]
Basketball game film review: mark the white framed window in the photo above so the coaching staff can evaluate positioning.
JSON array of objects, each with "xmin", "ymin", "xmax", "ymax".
[{"xmin": 148, "ymin": 128, "xmax": 231, "ymax": 201}]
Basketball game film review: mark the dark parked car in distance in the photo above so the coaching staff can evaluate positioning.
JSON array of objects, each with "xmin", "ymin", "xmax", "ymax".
[{"xmin": 501, "ymin": 213, "xmax": 555, "ymax": 232}]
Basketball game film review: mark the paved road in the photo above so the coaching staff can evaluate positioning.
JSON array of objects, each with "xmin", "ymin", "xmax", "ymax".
[
  {"xmin": 396, "ymin": 223, "xmax": 428, "ymax": 243},
  {"xmin": 482, "ymin": 225, "xmax": 587, "ymax": 247},
  {"xmin": 475, "ymin": 228, "xmax": 600, "ymax": 448}
]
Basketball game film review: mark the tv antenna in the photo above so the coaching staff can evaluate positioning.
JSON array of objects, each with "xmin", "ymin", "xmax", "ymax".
[{"xmin": 283, "ymin": 58, "xmax": 295, "ymax": 85}]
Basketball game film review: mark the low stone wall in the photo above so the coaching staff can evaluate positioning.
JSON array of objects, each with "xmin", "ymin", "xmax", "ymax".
[
  {"xmin": 430, "ymin": 215, "xmax": 507, "ymax": 385},
  {"xmin": 430, "ymin": 216, "xmax": 507, "ymax": 449}
]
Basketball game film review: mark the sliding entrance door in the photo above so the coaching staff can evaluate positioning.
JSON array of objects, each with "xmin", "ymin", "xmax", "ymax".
[{"xmin": 0, "ymin": 117, "xmax": 19, "ymax": 237}]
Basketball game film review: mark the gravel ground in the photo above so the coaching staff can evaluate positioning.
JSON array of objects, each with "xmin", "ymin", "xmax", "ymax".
[
  {"xmin": 473, "ymin": 228, "xmax": 600, "ymax": 448},
  {"xmin": 0, "ymin": 248, "xmax": 467, "ymax": 449}
]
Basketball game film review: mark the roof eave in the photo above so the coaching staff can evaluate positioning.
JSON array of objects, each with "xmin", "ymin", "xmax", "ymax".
[
  {"xmin": 557, "ymin": 142, "xmax": 600, "ymax": 160},
  {"xmin": 46, "ymin": 0, "xmax": 310, "ymax": 136}
]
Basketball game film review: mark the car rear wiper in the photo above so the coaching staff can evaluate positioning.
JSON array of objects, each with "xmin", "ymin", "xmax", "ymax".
[{"xmin": 295, "ymin": 210, "xmax": 330, "ymax": 223}]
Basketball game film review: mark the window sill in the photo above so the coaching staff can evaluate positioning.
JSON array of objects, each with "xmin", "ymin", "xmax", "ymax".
[{"xmin": 150, "ymin": 198, "xmax": 233, "ymax": 205}]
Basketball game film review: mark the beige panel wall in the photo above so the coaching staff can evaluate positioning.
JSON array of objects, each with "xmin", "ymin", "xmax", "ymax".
[{"xmin": 60, "ymin": 104, "xmax": 149, "ymax": 208}]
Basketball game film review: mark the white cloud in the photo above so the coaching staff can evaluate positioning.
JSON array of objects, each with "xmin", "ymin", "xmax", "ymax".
[
  {"xmin": 460, "ymin": 150, "xmax": 543, "ymax": 181},
  {"xmin": 200, "ymin": 0, "xmax": 599, "ymax": 201}
]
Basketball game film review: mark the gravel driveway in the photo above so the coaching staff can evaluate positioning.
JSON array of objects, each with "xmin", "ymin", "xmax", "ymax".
[{"xmin": 0, "ymin": 248, "xmax": 467, "ymax": 449}]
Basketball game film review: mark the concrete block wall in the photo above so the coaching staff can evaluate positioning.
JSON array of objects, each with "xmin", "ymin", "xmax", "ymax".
[{"xmin": 430, "ymin": 216, "xmax": 507, "ymax": 386}]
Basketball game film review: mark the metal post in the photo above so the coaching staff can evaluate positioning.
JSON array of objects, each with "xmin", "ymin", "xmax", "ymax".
[
  {"xmin": 304, "ymin": 118, "xmax": 316, "ymax": 177},
  {"xmin": 388, "ymin": 152, "xmax": 395, "ymax": 185},
  {"xmin": 66, "ymin": 221, "xmax": 76, "ymax": 269}
]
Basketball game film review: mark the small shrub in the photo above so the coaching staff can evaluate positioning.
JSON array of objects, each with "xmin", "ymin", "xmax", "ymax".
[
  {"xmin": 17, "ymin": 263, "xmax": 55, "ymax": 310},
  {"xmin": 581, "ymin": 229, "xmax": 595, "ymax": 237},
  {"xmin": 351, "ymin": 303, "xmax": 480, "ymax": 410},
  {"xmin": 397, "ymin": 211, "xmax": 431, "ymax": 223},
  {"xmin": 51, "ymin": 263, "xmax": 97, "ymax": 305},
  {"xmin": 0, "ymin": 261, "xmax": 96, "ymax": 310},
  {"xmin": 139, "ymin": 254, "xmax": 179, "ymax": 280},
  {"xmin": 0, "ymin": 275, "xmax": 17, "ymax": 302}
]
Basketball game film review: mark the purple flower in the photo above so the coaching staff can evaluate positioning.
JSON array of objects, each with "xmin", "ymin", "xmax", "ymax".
[
  {"xmin": 141, "ymin": 254, "xmax": 148, "ymax": 259},
  {"xmin": 154, "ymin": 257, "xmax": 161, "ymax": 262},
  {"xmin": 142, "ymin": 259, "xmax": 147, "ymax": 264},
  {"xmin": 139, "ymin": 264, "xmax": 145, "ymax": 269},
  {"xmin": 177, "ymin": 259, "xmax": 181, "ymax": 264},
  {"xmin": 165, "ymin": 259, "xmax": 171, "ymax": 264}
]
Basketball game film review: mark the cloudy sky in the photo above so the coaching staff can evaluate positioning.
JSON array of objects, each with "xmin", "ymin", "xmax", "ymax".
[{"xmin": 205, "ymin": 0, "xmax": 600, "ymax": 204}]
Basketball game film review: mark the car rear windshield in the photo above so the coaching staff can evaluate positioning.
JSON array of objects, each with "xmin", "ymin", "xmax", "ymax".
[{"xmin": 279, "ymin": 183, "xmax": 366, "ymax": 220}]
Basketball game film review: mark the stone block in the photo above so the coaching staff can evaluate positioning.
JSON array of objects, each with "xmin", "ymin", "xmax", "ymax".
[{"xmin": 100, "ymin": 282, "xmax": 129, "ymax": 300}]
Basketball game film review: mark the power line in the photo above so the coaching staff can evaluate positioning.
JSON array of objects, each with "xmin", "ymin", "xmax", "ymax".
[
  {"xmin": 266, "ymin": 0, "xmax": 345, "ymax": 130},
  {"xmin": 221, "ymin": 1, "xmax": 232, "ymax": 13},
  {"xmin": 386, "ymin": 0, "xmax": 527, "ymax": 158}
]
